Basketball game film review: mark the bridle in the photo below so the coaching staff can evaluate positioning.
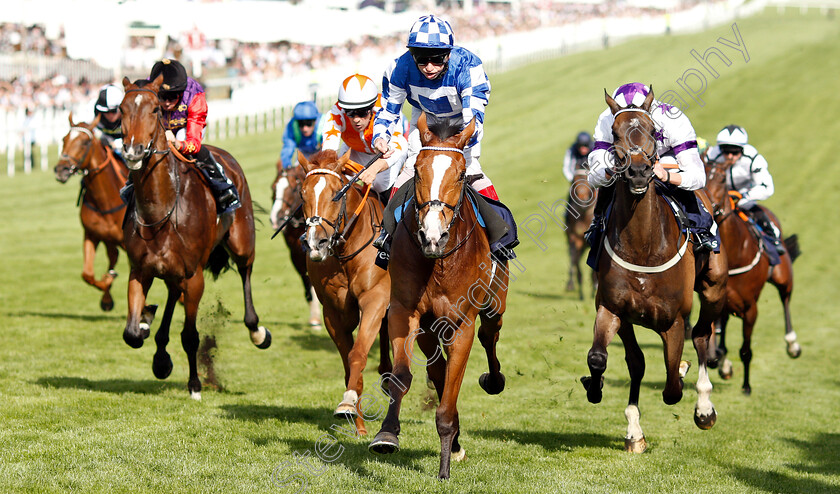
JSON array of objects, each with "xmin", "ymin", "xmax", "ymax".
[
  {"xmin": 410, "ymin": 145, "xmax": 475, "ymax": 258},
  {"xmin": 303, "ymin": 168, "xmax": 350, "ymax": 256},
  {"xmin": 56, "ymin": 127, "xmax": 96, "ymax": 178},
  {"xmin": 278, "ymin": 175, "xmax": 304, "ymax": 228},
  {"xmin": 123, "ymin": 87, "xmax": 171, "ymax": 161},
  {"xmin": 611, "ymin": 107, "xmax": 659, "ymax": 179},
  {"xmin": 706, "ymin": 160, "xmax": 734, "ymax": 222}
]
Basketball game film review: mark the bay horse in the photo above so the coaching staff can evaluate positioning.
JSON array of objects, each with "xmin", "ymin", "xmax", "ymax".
[
  {"xmin": 565, "ymin": 168, "xmax": 598, "ymax": 299},
  {"xmin": 368, "ymin": 114, "xmax": 509, "ymax": 479},
  {"xmin": 296, "ymin": 149, "xmax": 392, "ymax": 435},
  {"xmin": 119, "ymin": 76, "xmax": 271, "ymax": 399},
  {"xmin": 270, "ymin": 164, "xmax": 321, "ymax": 327},
  {"xmin": 54, "ymin": 113, "xmax": 129, "ymax": 311},
  {"xmin": 705, "ymin": 160, "xmax": 801, "ymax": 394},
  {"xmin": 581, "ymin": 89, "xmax": 727, "ymax": 453}
]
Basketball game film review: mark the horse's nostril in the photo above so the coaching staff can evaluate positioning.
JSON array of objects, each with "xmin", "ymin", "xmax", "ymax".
[
  {"xmin": 439, "ymin": 231, "xmax": 449, "ymax": 240},
  {"xmin": 418, "ymin": 230, "xmax": 427, "ymax": 245},
  {"xmin": 317, "ymin": 238, "xmax": 329, "ymax": 249}
]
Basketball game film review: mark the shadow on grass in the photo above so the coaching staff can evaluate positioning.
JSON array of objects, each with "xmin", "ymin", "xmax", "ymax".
[
  {"xmin": 6, "ymin": 310, "xmax": 123, "ymax": 322},
  {"xmin": 728, "ymin": 466, "xmax": 838, "ymax": 493},
  {"xmin": 785, "ymin": 433, "xmax": 840, "ymax": 477},
  {"xmin": 34, "ymin": 376, "xmax": 183, "ymax": 394},
  {"xmin": 288, "ymin": 332, "xmax": 337, "ymax": 353},
  {"xmin": 471, "ymin": 427, "xmax": 617, "ymax": 452}
]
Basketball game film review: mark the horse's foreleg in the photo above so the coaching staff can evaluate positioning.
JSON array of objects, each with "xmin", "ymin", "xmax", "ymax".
[
  {"xmin": 565, "ymin": 238, "xmax": 578, "ymax": 293},
  {"xmin": 369, "ymin": 303, "xmax": 417, "ymax": 456},
  {"xmin": 436, "ymin": 328, "xmax": 474, "ymax": 479},
  {"xmin": 661, "ymin": 318, "xmax": 686, "ymax": 406},
  {"xmin": 308, "ymin": 284, "xmax": 322, "ymax": 328},
  {"xmin": 377, "ymin": 308, "xmax": 392, "ymax": 375},
  {"xmin": 477, "ymin": 310, "xmax": 505, "ymax": 395},
  {"xmin": 123, "ymin": 271, "xmax": 153, "ymax": 348},
  {"xmin": 152, "ymin": 287, "xmax": 181, "ymax": 380},
  {"xmin": 740, "ymin": 305, "xmax": 757, "ymax": 395},
  {"xmin": 181, "ymin": 270, "xmax": 204, "ymax": 400},
  {"xmin": 617, "ymin": 322, "xmax": 646, "ymax": 453},
  {"xmin": 238, "ymin": 262, "xmax": 271, "ymax": 349},
  {"xmin": 718, "ymin": 312, "xmax": 733, "ymax": 379},
  {"xmin": 96, "ymin": 242, "xmax": 120, "ymax": 311},
  {"xmin": 583, "ymin": 307, "xmax": 621, "ymax": 404}
]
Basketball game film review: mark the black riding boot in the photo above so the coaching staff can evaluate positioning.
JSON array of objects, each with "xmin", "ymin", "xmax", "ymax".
[
  {"xmin": 373, "ymin": 191, "xmax": 392, "ymax": 252},
  {"xmin": 196, "ymin": 147, "xmax": 241, "ymax": 214},
  {"xmin": 583, "ymin": 184, "xmax": 614, "ymax": 245},
  {"xmin": 750, "ymin": 206, "xmax": 785, "ymax": 252}
]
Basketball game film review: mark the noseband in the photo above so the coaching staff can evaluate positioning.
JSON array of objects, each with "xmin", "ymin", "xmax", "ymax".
[
  {"xmin": 57, "ymin": 126, "xmax": 95, "ymax": 177},
  {"xmin": 304, "ymin": 168, "xmax": 348, "ymax": 254}
]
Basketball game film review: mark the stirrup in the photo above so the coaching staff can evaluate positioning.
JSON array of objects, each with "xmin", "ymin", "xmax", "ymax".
[
  {"xmin": 373, "ymin": 230, "xmax": 390, "ymax": 250},
  {"xmin": 217, "ymin": 188, "xmax": 241, "ymax": 215}
]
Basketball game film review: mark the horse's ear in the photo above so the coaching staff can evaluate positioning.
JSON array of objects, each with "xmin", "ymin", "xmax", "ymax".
[
  {"xmin": 417, "ymin": 112, "xmax": 433, "ymax": 145},
  {"xmin": 296, "ymin": 150, "xmax": 312, "ymax": 172},
  {"xmin": 90, "ymin": 113, "xmax": 101, "ymax": 129},
  {"xmin": 68, "ymin": 111, "xmax": 75, "ymax": 127},
  {"xmin": 336, "ymin": 149, "xmax": 351, "ymax": 170},
  {"xmin": 122, "ymin": 76, "xmax": 132, "ymax": 91},
  {"xmin": 455, "ymin": 117, "xmax": 476, "ymax": 149},
  {"xmin": 605, "ymin": 89, "xmax": 622, "ymax": 115},
  {"xmin": 149, "ymin": 74, "xmax": 164, "ymax": 92},
  {"xmin": 642, "ymin": 85, "xmax": 655, "ymax": 112}
]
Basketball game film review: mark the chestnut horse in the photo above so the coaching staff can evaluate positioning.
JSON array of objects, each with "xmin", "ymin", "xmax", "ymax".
[
  {"xmin": 119, "ymin": 76, "xmax": 271, "ymax": 399},
  {"xmin": 565, "ymin": 168, "xmax": 598, "ymax": 299},
  {"xmin": 581, "ymin": 89, "xmax": 727, "ymax": 452},
  {"xmin": 369, "ymin": 114, "xmax": 509, "ymax": 479},
  {"xmin": 54, "ymin": 114, "xmax": 129, "ymax": 311},
  {"xmin": 705, "ymin": 160, "xmax": 801, "ymax": 394},
  {"xmin": 296, "ymin": 149, "xmax": 392, "ymax": 435},
  {"xmin": 270, "ymin": 165, "xmax": 321, "ymax": 327}
]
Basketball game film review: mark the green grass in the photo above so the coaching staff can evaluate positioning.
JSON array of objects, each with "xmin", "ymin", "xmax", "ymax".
[{"xmin": 1, "ymin": 9, "xmax": 839, "ymax": 493}]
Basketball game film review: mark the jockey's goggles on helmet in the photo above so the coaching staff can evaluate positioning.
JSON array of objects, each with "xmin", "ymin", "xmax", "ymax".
[
  {"xmin": 720, "ymin": 145, "xmax": 743, "ymax": 156},
  {"xmin": 298, "ymin": 119, "xmax": 316, "ymax": 128},
  {"xmin": 409, "ymin": 47, "xmax": 450, "ymax": 67},
  {"xmin": 345, "ymin": 105, "xmax": 374, "ymax": 118},
  {"xmin": 158, "ymin": 91, "xmax": 181, "ymax": 102}
]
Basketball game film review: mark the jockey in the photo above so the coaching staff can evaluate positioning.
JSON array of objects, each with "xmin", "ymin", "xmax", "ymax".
[
  {"xmin": 127, "ymin": 58, "xmax": 240, "ymax": 214},
  {"xmin": 706, "ymin": 125, "xmax": 781, "ymax": 247},
  {"xmin": 586, "ymin": 82, "xmax": 718, "ymax": 251},
  {"xmin": 93, "ymin": 84, "xmax": 124, "ymax": 157},
  {"xmin": 563, "ymin": 131, "xmax": 593, "ymax": 182},
  {"xmin": 322, "ymin": 74, "xmax": 409, "ymax": 206},
  {"xmin": 279, "ymin": 101, "xmax": 329, "ymax": 170},
  {"xmin": 372, "ymin": 14, "xmax": 495, "ymax": 249}
]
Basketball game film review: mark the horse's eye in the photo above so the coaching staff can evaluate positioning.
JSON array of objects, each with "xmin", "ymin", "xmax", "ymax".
[{"xmin": 152, "ymin": 107, "xmax": 160, "ymax": 114}]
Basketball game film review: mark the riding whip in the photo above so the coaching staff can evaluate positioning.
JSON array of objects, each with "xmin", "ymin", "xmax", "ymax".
[
  {"xmin": 270, "ymin": 204, "xmax": 302, "ymax": 239},
  {"xmin": 331, "ymin": 151, "xmax": 383, "ymax": 202}
]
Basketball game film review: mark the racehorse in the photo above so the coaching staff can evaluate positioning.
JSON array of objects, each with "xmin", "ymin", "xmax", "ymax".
[
  {"xmin": 270, "ymin": 165, "xmax": 321, "ymax": 328},
  {"xmin": 296, "ymin": 149, "xmax": 392, "ymax": 435},
  {"xmin": 54, "ymin": 114, "xmax": 129, "ymax": 311},
  {"xmin": 368, "ymin": 114, "xmax": 509, "ymax": 479},
  {"xmin": 581, "ymin": 89, "xmax": 727, "ymax": 453},
  {"xmin": 119, "ymin": 76, "xmax": 271, "ymax": 399},
  {"xmin": 705, "ymin": 160, "xmax": 801, "ymax": 394},
  {"xmin": 565, "ymin": 168, "xmax": 598, "ymax": 299}
]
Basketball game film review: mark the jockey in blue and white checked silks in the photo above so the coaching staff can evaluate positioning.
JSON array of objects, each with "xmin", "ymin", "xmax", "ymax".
[{"xmin": 373, "ymin": 14, "xmax": 498, "ymax": 200}]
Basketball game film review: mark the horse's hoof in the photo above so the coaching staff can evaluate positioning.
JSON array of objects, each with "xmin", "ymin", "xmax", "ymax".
[
  {"xmin": 451, "ymin": 447, "xmax": 466, "ymax": 462},
  {"xmin": 719, "ymin": 359, "xmax": 733, "ymax": 380},
  {"xmin": 251, "ymin": 326, "xmax": 272, "ymax": 349},
  {"xmin": 694, "ymin": 408, "xmax": 717, "ymax": 430},
  {"xmin": 108, "ymin": 269, "xmax": 119, "ymax": 278},
  {"xmin": 479, "ymin": 372, "xmax": 505, "ymax": 395},
  {"xmin": 309, "ymin": 319, "xmax": 322, "ymax": 329},
  {"xmin": 123, "ymin": 328, "xmax": 145, "ymax": 349},
  {"xmin": 100, "ymin": 297, "xmax": 114, "ymax": 312},
  {"xmin": 369, "ymin": 431, "xmax": 399, "ymax": 455},
  {"xmin": 679, "ymin": 360, "xmax": 691, "ymax": 379},
  {"xmin": 153, "ymin": 352, "xmax": 173, "ymax": 379},
  {"xmin": 787, "ymin": 342, "xmax": 802, "ymax": 359},
  {"xmin": 581, "ymin": 375, "xmax": 604, "ymax": 403},
  {"xmin": 190, "ymin": 391, "xmax": 202, "ymax": 401},
  {"xmin": 707, "ymin": 358, "xmax": 719, "ymax": 369},
  {"xmin": 663, "ymin": 389, "xmax": 683, "ymax": 406},
  {"xmin": 742, "ymin": 386, "xmax": 752, "ymax": 396},
  {"xmin": 334, "ymin": 402, "xmax": 358, "ymax": 419},
  {"xmin": 624, "ymin": 436, "xmax": 647, "ymax": 454}
]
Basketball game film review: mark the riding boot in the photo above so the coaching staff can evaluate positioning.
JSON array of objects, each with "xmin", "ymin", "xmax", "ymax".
[
  {"xmin": 373, "ymin": 228, "xmax": 391, "ymax": 253},
  {"xmin": 120, "ymin": 176, "xmax": 134, "ymax": 204},
  {"xmin": 751, "ymin": 207, "xmax": 785, "ymax": 253},
  {"xmin": 583, "ymin": 184, "xmax": 613, "ymax": 245},
  {"xmin": 196, "ymin": 148, "xmax": 241, "ymax": 214}
]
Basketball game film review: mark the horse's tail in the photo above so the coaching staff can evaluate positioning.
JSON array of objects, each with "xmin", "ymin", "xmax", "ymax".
[
  {"xmin": 784, "ymin": 234, "xmax": 801, "ymax": 263},
  {"xmin": 207, "ymin": 245, "xmax": 232, "ymax": 280}
]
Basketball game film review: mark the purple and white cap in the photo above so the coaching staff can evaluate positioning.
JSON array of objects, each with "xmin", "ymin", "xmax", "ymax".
[{"xmin": 612, "ymin": 83, "xmax": 650, "ymax": 107}]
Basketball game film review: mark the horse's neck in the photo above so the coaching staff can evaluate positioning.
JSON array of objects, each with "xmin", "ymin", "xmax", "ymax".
[
  {"xmin": 135, "ymin": 151, "xmax": 178, "ymax": 218},
  {"xmin": 338, "ymin": 186, "xmax": 377, "ymax": 254},
  {"xmin": 610, "ymin": 185, "xmax": 672, "ymax": 254},
  {"xmin": 83, "ymin": 143, "xmax": 121, "ymax": 206}
]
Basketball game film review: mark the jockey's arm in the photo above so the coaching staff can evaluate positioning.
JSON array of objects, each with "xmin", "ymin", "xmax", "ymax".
[
  {"xmin": 279, "ymin": 121, "xmax": 298, "ymax": 170},
  {"xmin": 181, "ymin": 92, "xmax": 208, "ymax": 154},
  {"xmin": 671, "ymin": 147, "xmax": 706, "ymax": 190},
  {"xmin": 321, "ymin": 106, "xmax": 343, "ymax": 152},
  {"xmin": 739, "ymin": 154, "xmax": 774, "ymax": 206},
  {"xmin": 373, "ymin": 60, "xmax": 408, "ymax": 159},
  {"xmin": 562, "ymin": 148, "xmax": 575, "ymax": 182}
]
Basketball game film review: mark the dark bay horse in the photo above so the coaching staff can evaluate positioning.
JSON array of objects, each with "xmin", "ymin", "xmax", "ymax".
[
  {"xmin": 565, "ymin": 168, "xmax": 598, "ymax": 299},
  {"xmin": 705, "ymin": 160, "xmax": 801, "ymax": 394},
  {"xmin": 54, "ymin": 114, "xmax": 129, "ymax": 311},
  {"xmin": 296, "ymin": 149, "xmax": 392, "ymax": 435},
  {"xmin": 119, "ymin": 76, "xmax": 271, "ymax": 399},
  {"xmin": 369, "ymin": 114, "xmax": 508, "ymax": 479},
  {"xmin": 270, "ymin": 164, "xmax": 321, "ymax": 327},
  {"xmin": 582, "ymin": 89, "xmax": 727, "ymax": 452}
]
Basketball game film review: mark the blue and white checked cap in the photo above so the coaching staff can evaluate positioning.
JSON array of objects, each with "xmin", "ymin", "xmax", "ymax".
[{"xmin": 407, "ymin": 15, "xmax": 454, "ymax": 49}]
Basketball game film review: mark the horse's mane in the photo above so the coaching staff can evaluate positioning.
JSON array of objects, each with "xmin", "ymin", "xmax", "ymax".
[
  {"xmin": 133, "ymin": 79, "xmax": 151, "ymax": 88},
  {"xmin": 425, "ymin": 113, "xmax": 463, "ymax": 142}
]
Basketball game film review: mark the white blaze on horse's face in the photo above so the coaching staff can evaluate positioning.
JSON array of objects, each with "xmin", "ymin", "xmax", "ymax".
[
  {"xmin": 420, "ymin": 155, "xmax": 453, "ymax": 247},
  {"xmin": 270, "ymin": 176, "xmax": 290, "ymax": 229},
  {"xmin": 306, "ymin": 177, "xmax": 329, "ymax": 260}
]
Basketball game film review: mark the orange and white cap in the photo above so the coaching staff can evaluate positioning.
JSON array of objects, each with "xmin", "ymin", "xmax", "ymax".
[{"xmin": 337, "ymin": 74, "xmax": 378, "ymax": 110}]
